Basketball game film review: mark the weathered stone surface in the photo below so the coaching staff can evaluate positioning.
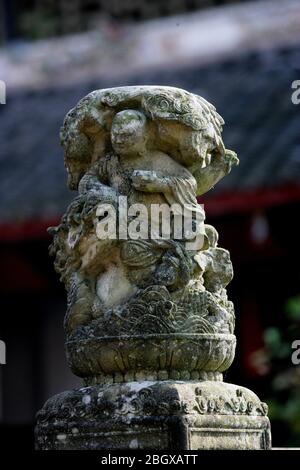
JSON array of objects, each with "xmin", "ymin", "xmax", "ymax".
[
  {"xmin": 36, "ymin": 381, "xmax": 271, "ymax": 450},
  {"xmin": 67, "ymin": 333, "xmax": 236, "ymax": 381},
  {"xmin": 36, "ymin": 85, "xmax": 271, "ymax": 449}
]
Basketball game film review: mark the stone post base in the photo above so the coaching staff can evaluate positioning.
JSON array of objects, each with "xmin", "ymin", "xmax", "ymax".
[{"xmin": 35, "ymin": 381, "xmax": 271, "ymax": 450}]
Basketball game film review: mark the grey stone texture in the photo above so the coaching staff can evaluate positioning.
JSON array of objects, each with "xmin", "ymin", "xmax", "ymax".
[{"xmin": 36, "ymin": 86, "xmax": 271, "ymax": 450}]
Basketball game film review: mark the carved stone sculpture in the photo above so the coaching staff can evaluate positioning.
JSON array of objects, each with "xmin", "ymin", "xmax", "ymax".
[{"xmin": 35, "ymin": 86, "xmax": 271, "ymax": 450}]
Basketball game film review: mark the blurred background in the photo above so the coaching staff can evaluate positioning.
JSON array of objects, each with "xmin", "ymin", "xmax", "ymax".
[{"xmin": 1, "ymin": 0, "xmax": 300, "ymax": 450}]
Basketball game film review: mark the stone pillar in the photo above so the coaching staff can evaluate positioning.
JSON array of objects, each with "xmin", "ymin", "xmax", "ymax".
[{"xmin": 35, "ymin": 86, "xmax": 271, "ymax": 450}]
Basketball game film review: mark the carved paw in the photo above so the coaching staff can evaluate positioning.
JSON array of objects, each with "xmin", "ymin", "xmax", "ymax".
[
  {"xmin": 131, "ymin": 170, "xmax": 162, "ymax": 192},
  {"xmin": 224, "ymin": 149, "xmax": 239, "ymax": 172}
]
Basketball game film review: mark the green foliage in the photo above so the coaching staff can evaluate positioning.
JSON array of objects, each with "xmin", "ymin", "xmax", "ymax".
[{"xmin": 264, "ymin": 294, "xmax": 300, "ymax": 446}]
